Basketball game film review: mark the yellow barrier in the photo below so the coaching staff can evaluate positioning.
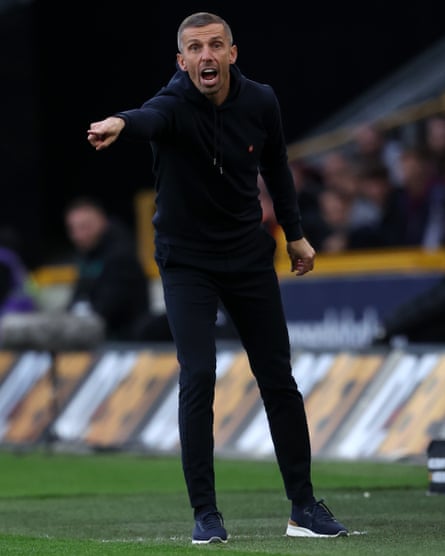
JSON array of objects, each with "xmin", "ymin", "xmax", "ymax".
[
  {"xmin": 273, "ymin": 229, "xmax": 445, "ymax": 277},
  {"xmin": 30, "ymin": 186, "xmax": 445, "ymax": 286},
  {"xmin": 32, "ymin": 265, "xmax": 78, "ymax": 286},
  {"xmin": 134, "ymin": 189, "xmax": 159, "ymax": 278},
  {"xmin": 32, "ymin": 231, "xmax": 445, "ymax": 288}
]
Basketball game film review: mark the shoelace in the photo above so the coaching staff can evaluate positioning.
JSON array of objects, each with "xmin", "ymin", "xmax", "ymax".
[
  {"xmin": 199, "ymin": 511, "xmax": 224, "ymax": 530},
  {"xmin": 305, "ymin": 499, "xmax": 336, "ymax": 522}
]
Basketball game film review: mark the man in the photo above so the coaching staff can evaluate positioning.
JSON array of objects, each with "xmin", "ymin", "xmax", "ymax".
[
  {"xmin": 87, "ymin": 12, "xmax": 348, "ymax": 543},
  {"xmin": 65, "ymin": 196, "xmax": 171, "ymax": 342}
]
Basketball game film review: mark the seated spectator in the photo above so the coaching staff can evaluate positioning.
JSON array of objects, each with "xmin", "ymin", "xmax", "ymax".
[
  {"xmin": 258, "ymin": 161, "xmax": 324, "ymax": 239},
  {"xmin": 420, "ymin": 114, "xmax": 445, "ymax": 182},
  {"xmin": 347, "ymin": 122, "xmax": 403, "ymax": 186},
  {"xmin": 348, "ymin": 163, "xmax": 407, "ymax": 249},
  {"xmin": 64, "ymin": 196, "xmax": 172, "ymax": 342},
  {"xmin": 302, "ymin": 186, "xmax": 352, "ymax": 253},
  {"xmin": 318, "ymin": 150, "xmax": 353, "ymax": 193},
  {"xmin": 396, "ymin": 148, "xmax": 445, "ymax": 249},
  {"xmin": 373, "ymin": 276, "xmax": 445, "ymax": 344},
  {"xmin": 0, "ymin": 227, "xmax": 38, "ymax": 319},
  {"xmin": 305, "ymin": 151, "xmax": 383, "ymax": 252},
  {"xmin": 317, "ymin": 150, "xmax": 378, "ymax": 227}
]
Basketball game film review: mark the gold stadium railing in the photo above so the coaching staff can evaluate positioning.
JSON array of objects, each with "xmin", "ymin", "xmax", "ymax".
[
  {"xmin": 134, "ymin": 189, "xmax": 158, "ymax": 279},
  {"xmin": 32, "ymin": 199, "xmax": 445, "ymax": 288},
  {"xmin": 129, "ymin": 189, "xmax": 445, "ymax": 282},
  {"xmin": 30, "ymin": 245, "xmax": 445, "ymax": 287},
  {"xmin": 287, "ymin": 91, "xmax": 445, "ymax": 161}
]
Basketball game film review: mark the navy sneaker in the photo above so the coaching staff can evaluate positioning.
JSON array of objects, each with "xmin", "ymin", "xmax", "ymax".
[
  {"xmin": 192, "ymin": 511, "xmax": 228, "ymax": 544},
  {"xmin": 286, "ymin": 499, "xmax": 349, "ymax": 538}
]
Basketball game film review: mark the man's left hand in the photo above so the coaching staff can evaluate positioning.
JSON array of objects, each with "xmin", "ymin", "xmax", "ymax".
[{"xmin": 287, "ymin": 237, "xmax": 316, "ymax": 276}]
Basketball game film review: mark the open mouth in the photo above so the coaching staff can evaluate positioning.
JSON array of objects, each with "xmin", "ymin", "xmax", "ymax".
[{"xmin": 201, "ymin": 68, "xmax": 218, "ymax": 84}]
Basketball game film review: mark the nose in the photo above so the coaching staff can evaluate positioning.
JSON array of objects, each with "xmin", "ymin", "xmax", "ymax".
[{"xmin": 201, "ymin": 44, "xmax": 213, "ymax": 60}]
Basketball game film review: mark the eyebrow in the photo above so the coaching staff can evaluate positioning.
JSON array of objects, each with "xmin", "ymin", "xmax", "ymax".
[{"xmin": 184, "ymin": 34, "xmax": 226, "ymax": 46}]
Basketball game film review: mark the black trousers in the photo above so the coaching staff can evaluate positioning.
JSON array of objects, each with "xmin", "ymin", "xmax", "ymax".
[{"xmin": 158, "ymin": 258, "xmax": 314, "ymax": 510}]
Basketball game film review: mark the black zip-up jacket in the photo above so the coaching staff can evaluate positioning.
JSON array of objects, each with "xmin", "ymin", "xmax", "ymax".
[{"xmin": 116, "ymin": 64, "xmax": 303, "ymax": 268}]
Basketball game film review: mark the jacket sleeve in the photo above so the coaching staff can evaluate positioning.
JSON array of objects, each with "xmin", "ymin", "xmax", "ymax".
[
  {"xmin": 115, "ymin": 97, "xmax": 171, "ymax": 140},
  {"xmin": 258, "ymin": 89, "xmax": 303, "ymax": 242}
]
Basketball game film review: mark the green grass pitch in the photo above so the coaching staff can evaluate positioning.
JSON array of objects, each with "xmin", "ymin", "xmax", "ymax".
[{"xmin": 0, "ymin": 449, "xmax": 443, "ymax": 555}]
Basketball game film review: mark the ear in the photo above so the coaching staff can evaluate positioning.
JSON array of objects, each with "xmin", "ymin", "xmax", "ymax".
[
  {"xmin": 176, "ymin": 53, "xmax": 187, "ymax": 71},
  {"xmin": 229, "ymin": 45, "xmax": 238, "ymax": 65}
]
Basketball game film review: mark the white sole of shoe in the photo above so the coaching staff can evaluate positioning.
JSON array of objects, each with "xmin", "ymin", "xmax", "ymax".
[
  {"xmin": 286, "ymin": 522, "xmax": 348, "ymax": 538},
  {"xmin": 192, "ymin": 536, "xmax": 228, "ymax": 544}
]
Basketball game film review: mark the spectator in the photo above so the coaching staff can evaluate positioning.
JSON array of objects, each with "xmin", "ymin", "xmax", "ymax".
[
  {"xmin": 348, "ymin": 162, "xmax": 407, "ymax": 249},
  {"xmin": 64, "ymin": 196, "xmax": 172, "ymax": 342},
  {"xmin": 258, "ymin": 161, "xmax": 323, "ymax": 239},
  {"xmin": 420, "ymin": 115, "xmax": 445, "ymax": 182},
  {"xmin": 302, "ymin": 186, "xmax": 351, "ymax": 253},
  {"xmin": 317, "ymin": 150, "xmax": 378, "ymax": 227},
  {"xmin": 0, "ymin": 227, "xmax": 38, "ymax": 319},
  {"xmin": 396, "ymin": 148, "xmax": 445, "ymax": 249},
  {"xmin": 348, "ymin": 122, "xmax": 403, "ymax": 186},
  {"xmin": 318, "ymin": 150, "xmax": 353, "ymax": 193},
  {"xmin": 305, "ymin": 151, "xmax": 383, "ymax": 252}
]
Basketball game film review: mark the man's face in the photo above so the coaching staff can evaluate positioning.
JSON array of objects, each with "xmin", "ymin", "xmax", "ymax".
[
  {"xmin": 65, "ymin": 207, "xmax": 107, "ymax": 252},
  {"xmin": 176, "ymin": 23, "xmax": 237, "ymax": 105}
]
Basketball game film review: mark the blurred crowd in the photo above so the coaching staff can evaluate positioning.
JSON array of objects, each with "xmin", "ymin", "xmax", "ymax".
[
  {"xmin": 260, "ymin": 114, "xmax": 445, "ymax": 253},
  {"xmin": 259, "ymin": 114, "xmax": 445, "ymax": 345}
]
